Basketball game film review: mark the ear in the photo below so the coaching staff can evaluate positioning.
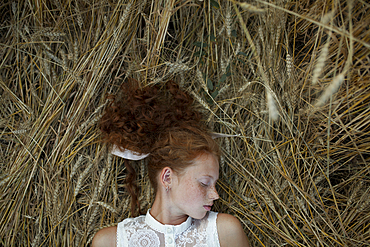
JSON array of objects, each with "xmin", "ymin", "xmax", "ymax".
[{"xmin": 159, "ymin": 167, "xmax": 173, "ymax": 188}]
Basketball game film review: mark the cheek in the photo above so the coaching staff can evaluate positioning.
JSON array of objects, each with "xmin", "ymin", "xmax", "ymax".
[{"xmin": 181, "ymin": 180, "xmax": 206, "ymax": 201}]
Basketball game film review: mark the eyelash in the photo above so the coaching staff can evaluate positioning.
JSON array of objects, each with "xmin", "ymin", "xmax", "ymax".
[{"xmin": 201, "ymin": 182, "xmax": 208, "ymax": 187}]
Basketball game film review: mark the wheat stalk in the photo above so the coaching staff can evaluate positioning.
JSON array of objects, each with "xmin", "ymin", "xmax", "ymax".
[
  {"xmin": 266, "ymin": 89, "xmax": 279, "ymax": 121},
  {"xmin": 74, "ymin": 162, "xmax": 94, "ymax": 197},
  {"xmin": 96, "ymin": 201, "xmax": 118, "ymax": 214},
  {"xmin": 225, "ymin": 9, "xmax": 232, "ymax": 38},
  {"xmin": 237, "ymin": 2, "xmax": 265, "ymax": 13},
  {"xmin": 314, "ymin": 73, "xmax": 345, "ymax": 107},
  {"xmin": 286, "ymin": 53, "xmax": 292, "ymax": 78},
  {"xmin": 312, "ymin": 39, "xmax": 330, "ymax": 85}
]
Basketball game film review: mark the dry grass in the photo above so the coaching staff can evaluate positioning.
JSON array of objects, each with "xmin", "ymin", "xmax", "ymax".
[{"xmin": 1, "ymin": 0, "xmax": 370, "ymax": 246}]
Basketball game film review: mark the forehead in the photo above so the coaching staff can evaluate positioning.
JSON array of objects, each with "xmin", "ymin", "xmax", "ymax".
[{"xmin": 184, "ymin": 152, "xmax": 219, "ymax": 179}]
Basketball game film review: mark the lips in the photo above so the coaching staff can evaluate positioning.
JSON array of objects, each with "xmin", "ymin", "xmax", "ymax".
[{"xmin": 203, "ymin": 204, "xmax": 212, "ymax": 211}]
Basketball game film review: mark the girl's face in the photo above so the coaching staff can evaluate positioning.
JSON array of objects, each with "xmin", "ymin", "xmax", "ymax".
[{"xmin": 170, "ymin": 152, "xmax": 219, "ymax": 219}]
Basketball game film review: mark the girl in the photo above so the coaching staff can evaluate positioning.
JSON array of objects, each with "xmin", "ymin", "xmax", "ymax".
[{"xmin": 92, "ymin": 80, "xmax": 250, "ymax": 247}]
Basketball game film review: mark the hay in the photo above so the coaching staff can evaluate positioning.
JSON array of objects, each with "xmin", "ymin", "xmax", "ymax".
[{"xmin": 1, "ymin": 0, "xmax": 369, "ymax": 246}]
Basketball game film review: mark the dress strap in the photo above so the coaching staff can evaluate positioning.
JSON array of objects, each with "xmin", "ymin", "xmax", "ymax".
[
  {"xmin": 206, "ymin": 212, "xmax": 220, "ymax": 247},
  {"xmin": 116, "ymin": 219, "xmax": 129, "ymax": 247}
]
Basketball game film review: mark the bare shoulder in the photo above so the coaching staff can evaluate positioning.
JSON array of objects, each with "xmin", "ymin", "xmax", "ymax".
[
  {"xmin": 216, "ymin": 213, "xmax": 251, "ymax": 247},
  {"xmin": 91, "ymin": 226, "xmax": 117, "ymax": 247}
]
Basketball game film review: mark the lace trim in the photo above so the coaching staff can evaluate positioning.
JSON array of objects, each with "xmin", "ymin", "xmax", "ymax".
[
  {"xmin": 116, "ymin": 211, "xmax": 220, "ymax": 247},
  {"xmin": 117, "ymin": 216, "xmax": 146, "ymax": 247},
  {"xmin": 128, "ymin": 228, "xmax": 160, "ymax": 247}
]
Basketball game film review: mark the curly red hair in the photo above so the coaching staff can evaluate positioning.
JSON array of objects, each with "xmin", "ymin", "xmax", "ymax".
[{"xmin": 100, "ymin": 79, "xmax": 220, "ymax": 216}]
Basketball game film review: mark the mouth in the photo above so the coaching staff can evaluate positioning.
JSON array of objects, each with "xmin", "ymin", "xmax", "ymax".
[{"xmin": 203, "ymin": 204, "xmax": 213, "ymax": 211}]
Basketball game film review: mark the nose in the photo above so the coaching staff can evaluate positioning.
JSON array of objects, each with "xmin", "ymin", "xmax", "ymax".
[{"xmin": 210, "ymin": 186, "xmax": 219, "ymax": 200}]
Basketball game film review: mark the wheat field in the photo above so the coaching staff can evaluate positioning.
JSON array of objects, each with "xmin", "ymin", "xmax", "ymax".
[{"xmin": 1, "ymin": 0, "xmax": 370, "ymax": 246}]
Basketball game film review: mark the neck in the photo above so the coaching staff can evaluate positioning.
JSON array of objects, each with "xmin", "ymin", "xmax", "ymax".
[{"xmin": 150, "ymin": 191, "xmax": 189, "ymax": 225}]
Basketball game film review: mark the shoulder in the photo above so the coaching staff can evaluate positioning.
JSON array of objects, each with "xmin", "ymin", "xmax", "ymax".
[
  {"xmin": 216, "ymin": 213, "xmax": 250, "ymax": 247},
  {"xmin": 91, "ymin": 226, "xmax": 117, "ymax": 247}
]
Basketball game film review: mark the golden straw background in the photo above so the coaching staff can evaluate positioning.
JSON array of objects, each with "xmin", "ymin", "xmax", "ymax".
[{"xmin": 1, "ymin": 0, "xmax": 370, "ymax": 246}]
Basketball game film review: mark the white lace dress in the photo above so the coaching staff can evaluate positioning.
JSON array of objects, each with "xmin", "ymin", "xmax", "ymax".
[{"xmin": 116, "ymin": 210, "xmax": 220, "ymax": 247}]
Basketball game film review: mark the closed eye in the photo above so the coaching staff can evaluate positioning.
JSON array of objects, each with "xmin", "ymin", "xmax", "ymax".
[{"xmin": 200, "ymin": 182, "xmax": 208, "ymax": 187}]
